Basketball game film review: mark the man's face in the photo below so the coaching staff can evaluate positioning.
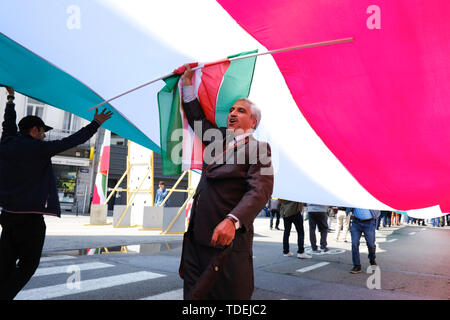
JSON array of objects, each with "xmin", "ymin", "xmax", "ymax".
[
  {"xmin": 30, "ymin": 126, "xmax": 46, "ymax": 140},
  {"xmin": 226, "ymin": 100, "xmax": 257, "ymax": 133},
  {"xmin": 159, "ymin": 184, "xmax": 164, "ymax": 190}
]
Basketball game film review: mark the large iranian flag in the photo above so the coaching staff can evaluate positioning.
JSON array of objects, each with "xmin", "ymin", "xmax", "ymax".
[{"xmin": 158, "ymin": 50, "xmax": 257, "ymax": 175}]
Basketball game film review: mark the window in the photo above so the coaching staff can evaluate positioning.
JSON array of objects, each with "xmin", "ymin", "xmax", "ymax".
[
  {"xmin": 111, "ymin": 133, "xmax": 126, "ymax": 145},
  {"xmin": 63, "ymin": 111, "xmax": 81, "ymax": 132},
  {"xmin": 53, "ymin": 165, "xmax": 77, "ymax": 203},
  {"xmin": 26, "ymin": 98, "xmax": 45, "ymax": 118}
]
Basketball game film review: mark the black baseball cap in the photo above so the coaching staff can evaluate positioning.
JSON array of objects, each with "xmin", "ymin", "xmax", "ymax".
[{"xmin": 18, "ymin": 115, "xmax": 53, "ymax": 133}]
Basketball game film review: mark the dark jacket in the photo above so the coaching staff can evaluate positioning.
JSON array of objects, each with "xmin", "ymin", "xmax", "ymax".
[
  {"xmin": 0, "ymin": 99, "xmax": 100, "ymax": 217},
  {"xmin": 183, "ymin": 99, "xmax": 274, "ymax": 252},
  {"xmin": 280, "ymin": 200, "xmax": 303, "ymax": 218}
]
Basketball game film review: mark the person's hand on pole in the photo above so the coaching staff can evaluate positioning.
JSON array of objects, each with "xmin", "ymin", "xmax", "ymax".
[
  {"xmin": 5, "ymin": 86, "xmax": 14, "ymax": 96},
  {"xmin": 94, "ymin": 108, "xmax": 113, "ymax": 125},
  {"xmin": 182, "ymin": 64, "xmax": 194, "ymax": 86}
]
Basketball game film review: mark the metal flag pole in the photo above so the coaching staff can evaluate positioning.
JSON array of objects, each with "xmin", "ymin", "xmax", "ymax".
[{"xmin": 87, "ymin": 37, "xmax": 353, "ymax": 111}]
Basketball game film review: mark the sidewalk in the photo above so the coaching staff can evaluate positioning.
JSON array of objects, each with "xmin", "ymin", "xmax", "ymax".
[
  {"xmin": 1, "ymin": 213, "xmax": 447, "ymax": 254},
  {"xmin": 36, "ymin": 214, "xmax": 183, "ymax": 253}
]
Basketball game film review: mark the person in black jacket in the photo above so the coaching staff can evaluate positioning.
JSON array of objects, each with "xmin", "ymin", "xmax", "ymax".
[{"xmin": 0, "ymin": 86, "xmax": 112, "ymax": 300}]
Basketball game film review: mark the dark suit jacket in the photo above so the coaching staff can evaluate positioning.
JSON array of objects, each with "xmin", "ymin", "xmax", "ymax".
[
  {"xmin": 0, "ymin": 100, "xmax": 100, "ymax": 217},
  {"xmin": 183, "ymin": 99, "xmax": 274, "ymax": 252}
]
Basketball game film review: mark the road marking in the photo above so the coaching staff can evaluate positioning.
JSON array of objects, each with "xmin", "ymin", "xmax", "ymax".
[
  {"xmin": 40, "ymin": 255, "xmax": 76, "ymax": 262},
  {"xmin": 296, "ymin": 262, "xmax": 330, "ymax": 273},
  {"xmin": 140, "ymin": 288, "xmax": 183, "ymax": 300},
  {"xmin": 304, "ymin": 247, "xmax": 346, "ymax": 255},
  {"xmin": 15, "ymin": 271, "xmax": 166, "ymax": 300},
  {"xmin": 386, "ymin": 239, "xmax": 397, "ymax": 242},
  {"xmin": 409, "ymin": 232, "xmax": 416, "ymax": 235},
  {"xmin": 34, "ymin": 262, "xmax": 114, "ymax": 277}
]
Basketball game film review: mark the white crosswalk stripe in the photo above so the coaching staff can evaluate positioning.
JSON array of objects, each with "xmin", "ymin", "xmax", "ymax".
[
  {"xmin": 40, "ymin": 255, "xmax": 76, "ymax": 262},
  {"xmin": 34, "ymin": 262, "xmax": 114, "ymax": 277},
  {"xmin": 140, "ymin": 288, "xmax": 183, "ymax": 300},
  {"xmin": 15, "ymin": 271, "xmax": 166, "ymax": 300},
  {"xmin": 296, "ymin": 262, "xmax": 330, "ymax": 273}
]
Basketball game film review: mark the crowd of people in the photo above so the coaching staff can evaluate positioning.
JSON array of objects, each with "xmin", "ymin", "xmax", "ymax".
[
  {"xmin": 267, "ymin": 200, "xmax": 449, "ymax": 274},
  {"xmin": 376, "ymin": 210, "xmax": 450, "ymax": 228}
]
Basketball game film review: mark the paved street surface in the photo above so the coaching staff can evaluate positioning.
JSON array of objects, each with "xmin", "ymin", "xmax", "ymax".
[{"xmin": 3, "ymin": 214, "xmax": 449, "ymax": 300}]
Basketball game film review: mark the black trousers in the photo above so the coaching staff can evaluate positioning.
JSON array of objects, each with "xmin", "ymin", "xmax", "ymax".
[
  {"xmin": 283, "ymin": 213, "xmax": 305, "ymax": 254},
  {"xmin": 182, "ymin": 233, "xmax": 254, "ymax": 300},
  {"xmin": 308, "ymin": 212, "xmax": 328, "ymax": 250},
  {"xmin": 270, "ymin": 209, "xmax": 280, "ymax": 229},
  {"xmin": 0, "ymin": 211, "xmax": 46, "ymax": 300}
]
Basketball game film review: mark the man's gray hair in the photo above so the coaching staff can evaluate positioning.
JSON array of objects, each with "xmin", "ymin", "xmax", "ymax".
[{"xmin": 235, "ymin": 98, "xmax": 261, "ymax": 129}]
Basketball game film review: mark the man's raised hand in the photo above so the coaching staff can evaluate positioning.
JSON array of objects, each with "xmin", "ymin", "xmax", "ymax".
[
  {"xmin": 5, "ymin": 86, "xmax": 14, "ymax": 96},
  {"xmin": 181, "ymin": 64, "xmax": 194, "ymax": 86},
  {"xmin": 94, "ymin": 108, "xmax": 113, "ymax": 125}
]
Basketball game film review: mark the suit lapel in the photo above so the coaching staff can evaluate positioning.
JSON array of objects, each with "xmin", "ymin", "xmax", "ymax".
[{"xmin": 206, "ymin": 135, "xmax": 253, "ymax": 173}]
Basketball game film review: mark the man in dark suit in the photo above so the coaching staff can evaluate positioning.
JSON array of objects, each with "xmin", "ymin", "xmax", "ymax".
[{"xmin": 179, "ymin": 65, "xmax": 274, "ymax": 299}]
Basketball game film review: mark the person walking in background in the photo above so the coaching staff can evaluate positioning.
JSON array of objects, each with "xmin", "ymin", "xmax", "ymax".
[
  {"xmin": 396, "ymin": 211, "xmax": 407, "ymax": 225},
  {"xmin": 327, "ymin": 206, "xmax": 337, "ymax": 232},
  {"xmin": 335, "ymin": 208, "xmax": 351, "ymax": 242},
  {"xmin": 406, "ymin": 213, "xmax": 413, "ymax": 224},
  {"xmin": 155, "ymin": 181, "xmax": 169, "ymax": 207},
  {"xmin": 347, "ymin": 207, "xmax": 379, "ymax": 274},
  {"xmin": 376, "ymin": 210, "xmax": 382, "ymax": 230},
  {"xmin": 380, "ymin": 210, "xmax": 391, "ymax": 228},
  {"xmin": 280, "ymin": 200, "xmax": 312, "ymax": 259},
  {"xmin": 432, "ymin": 216, "xmax": 440, "ymax": 227},
  {"xmin": 269, "ymin": 197, "xmax": 281, "ymax": 230},
  {"xmin": 440, "ymin": 215, "xmax": 445, "ymax": 227},
  {"xmin": 391, "ymin": 211, "xmax": 400, "ymax": 226},
  {"xmin": 306, "ymin": 204, "xmax": 329, "ymax": 252}
]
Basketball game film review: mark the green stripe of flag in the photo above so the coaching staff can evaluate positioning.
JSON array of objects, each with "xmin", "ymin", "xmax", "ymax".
[
  {"xmin": 215, "ymin": 50, "xmax": 258, "ymax": 127},
  {"xmin": 157, "ymin": 75, "xmax": 183, "ymax": 175}
]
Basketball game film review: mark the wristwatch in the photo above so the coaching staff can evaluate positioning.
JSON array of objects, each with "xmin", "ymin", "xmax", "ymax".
[{"xmin": 225, "ymin": 215, "xmax": 240, "ymax": 230}]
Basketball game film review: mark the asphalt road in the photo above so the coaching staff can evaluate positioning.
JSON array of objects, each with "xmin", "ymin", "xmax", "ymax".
[{"xmin": 8, "ymin": 215, "xmax": 450, "ymax": 301}]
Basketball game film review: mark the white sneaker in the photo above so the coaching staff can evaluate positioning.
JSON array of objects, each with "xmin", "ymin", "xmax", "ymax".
[
  {"xmin": 283, "ymin": 252, "xmax": 294, "ymax": 257},
  {"xmin": 297, "ymin": 252, "xmax": 312, "ymax": 259}
]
